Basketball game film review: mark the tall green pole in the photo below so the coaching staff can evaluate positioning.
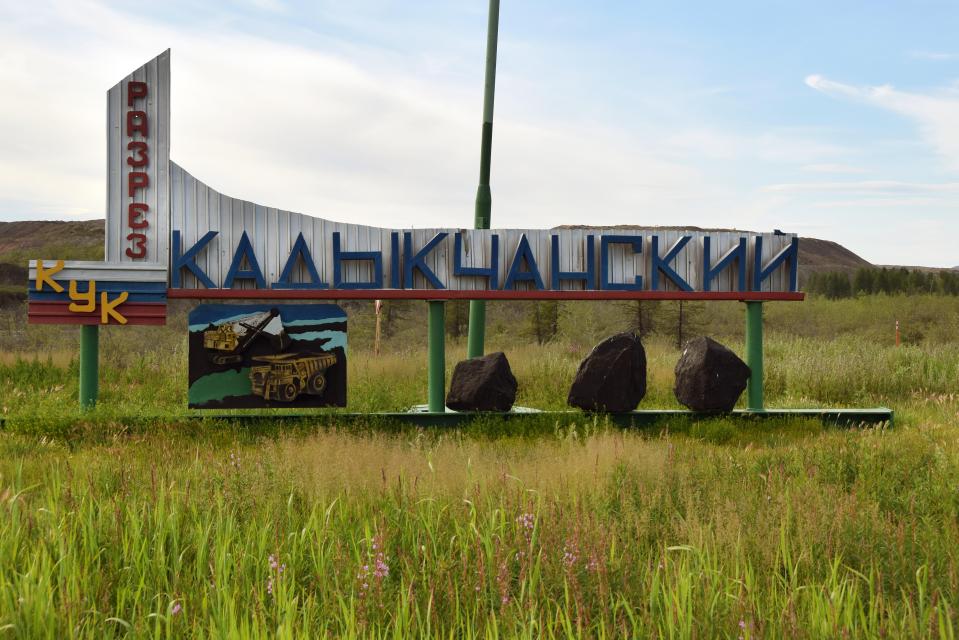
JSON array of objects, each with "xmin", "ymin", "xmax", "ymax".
[
  {"xmin": 466, "ymin": 0, "xmax": 500, "ymax": 359},
  {"xmin": 428, "ymin": 301, "xmax": 446, "ymax": 412},
  {"xmin": 79, "ymin": 324, "xmax": 99, "ymax": 410},
  {"xmin": 745, "ymin": 301, "xmax": 764, "ymax": 411}
]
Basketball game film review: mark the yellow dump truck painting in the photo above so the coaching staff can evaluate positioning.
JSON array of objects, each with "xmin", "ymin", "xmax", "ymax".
[{"xmin": 249, "ymin": 352, "xmax": 338, "ymax": 402}]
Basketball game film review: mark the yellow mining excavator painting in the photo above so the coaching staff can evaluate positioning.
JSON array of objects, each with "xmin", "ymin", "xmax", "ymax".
[{"xmin": 202, "ymin": 308, "xmax": 290, "ymax": 365}]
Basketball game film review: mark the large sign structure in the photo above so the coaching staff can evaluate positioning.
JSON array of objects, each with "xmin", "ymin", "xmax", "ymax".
[
  {"xmin": 25, "ymin": 49, "xmax": 813, "ymax": 416},
  {"xmin": 28, "ymin": 50, "xmax": 799, "ymax": 330}
]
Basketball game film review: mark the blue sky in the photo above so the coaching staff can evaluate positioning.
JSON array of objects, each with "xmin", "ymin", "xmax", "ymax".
[{"xmin": 1, "ymin": 1, "xmax": 958, "ymax": 266}]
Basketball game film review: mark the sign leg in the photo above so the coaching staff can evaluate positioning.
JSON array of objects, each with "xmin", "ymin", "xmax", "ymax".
[
  {"xmin": 745, "ymin": 301, "xmax": 764, "ymax": 411},
  {"xmin": 79, "ymin": 324, "xmax": 99, "ymax": 410},
  {"xmin": 467, "ymin": 300, "xmax": 486, "ymax": 358},
  {"xmin": 428, "ymin": 301, "xmax": 446, "ymax": 413}
]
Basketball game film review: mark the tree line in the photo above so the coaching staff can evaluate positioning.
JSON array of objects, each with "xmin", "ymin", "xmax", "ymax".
[
  {"xmin": 529, "ymin": 299, "xmax": 706, "ymax": 349},
  {"xmin": 373, "ymin": 299, "xmax": 707, "ymax": 349},
  {"xmin": 805, "ymin": 267, "xmax": 959, "ymax": 299}
]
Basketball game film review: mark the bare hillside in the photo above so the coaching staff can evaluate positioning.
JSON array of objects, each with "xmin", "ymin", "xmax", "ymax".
[
  {"xmin": 0, "ymin": 220, "xmax": 104, "ymax": 303},
  {"xmin": 0, "ymin": 220, "xmax": 104, "ymax": 264},
  {"xmin": 795, "ymin": 237, "xmax": 870, "ymax": 274}
]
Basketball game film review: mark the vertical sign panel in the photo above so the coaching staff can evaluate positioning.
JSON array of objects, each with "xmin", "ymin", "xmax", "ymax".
[{"xmin": 105, "ymin": 49, "xmax": 170, "ymax": 269}]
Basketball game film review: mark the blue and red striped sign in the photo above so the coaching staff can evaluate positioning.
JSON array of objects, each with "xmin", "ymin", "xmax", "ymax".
[{"xmin": 27, "ymin": 260, "xmax": 167, "ymax": 326}]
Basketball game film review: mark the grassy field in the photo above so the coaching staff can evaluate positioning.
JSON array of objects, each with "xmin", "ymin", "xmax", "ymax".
[{"xmin": 1, "ymin": 296, "xmax": 959, "ymax": 637}]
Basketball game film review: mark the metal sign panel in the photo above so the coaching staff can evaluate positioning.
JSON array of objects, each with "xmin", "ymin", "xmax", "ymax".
[
  {"xmin": 105, "ymin": 49, "xmax": 170, "ymax": 267},
  {"xmin": 169, "ymin": 160, "xmax": 798, "ymax": 296}
]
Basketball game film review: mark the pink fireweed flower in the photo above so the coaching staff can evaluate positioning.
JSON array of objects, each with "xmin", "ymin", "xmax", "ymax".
[
  {"xmin": 373, "ymin": 556, "xmax": 389, "ymax": 579},
  {"xmin": 357, "ymin": 536, "xmax": 389, "ymax": 599},
  {"xmin": 515, "ymin": 513, "xmax": 535, "ymax": 531},
  {"xmin": 495, "ymin": 560, "xmax": 510, "ymax": 606},
  {"xmin": 585, "ymin": 553, "xmax": 600, "ymax": 573},
  {"xmin": 171, "ymin": 602, "xmax": 182, "ymax": 616},
  {"xmin": 267, "ymin": 554, "xmax": 286, "ymax": 597}
]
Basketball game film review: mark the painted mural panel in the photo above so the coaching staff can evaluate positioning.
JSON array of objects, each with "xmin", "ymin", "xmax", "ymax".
[{"xmin": 188, "ymin": 304, "xmax": 346, "ymax": 409}]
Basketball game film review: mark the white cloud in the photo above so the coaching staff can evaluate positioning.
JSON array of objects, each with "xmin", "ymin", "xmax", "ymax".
[
  {"xmin": 909, "ymin": 50, "xmax": 959, "ymax": 61},
  {"xmin": 806, "ymin": 74, "xmax": 959, "ymax": 174},
  {"xmin": 0, "ymin": 0, "xmax": 713, "ymax": 230},
  {"xmin": 2, "ymin": 2, "xmax": 957, "ymax": 266},
  {"xmin": 665, "ymin": 128, "xmax": 847, "ymax": 164},
  {"xmin": 811, "ymin": 197, "xmax": 946, "ymax": 209},
  {"xmin": 801, "ymin": 163, "xmax": 866, "ymax": 174},
  {"xmin": 763, "ymin": 180, "xmax": 959, "ymax": 194},
  {"xmin": 243, "ymin": 0, "xmax": 286, "ymax": 12}
]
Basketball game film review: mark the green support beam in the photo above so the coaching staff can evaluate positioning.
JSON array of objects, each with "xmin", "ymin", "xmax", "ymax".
[
  {"xmin": 745, "ymin": 301, "xmax": 764, "ymax": 411},
  {"xmin": 428, "ymin": 301, "xmax": 446, "ymax": 413},
  {"xmin": 466, "ymin": 296, "xmax": 487, "ymax": 360},
  {"xmin": 466, "ymin": 0, "xmax": 500, "ymax": 359},
  {"xmin": 79, "ymin": 324, "xmax": 99, "ymax": 410}
]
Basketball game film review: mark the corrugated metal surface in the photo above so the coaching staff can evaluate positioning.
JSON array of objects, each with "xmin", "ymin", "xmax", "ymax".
[
  {"xmin": 28, "ymin": 261, "xmax": 168, "ymax": 283},
  {"xmin": 169, "ymin": 162, "xmax": 797, "ymax": 293},
  {"xmin": 95, "ymin": 51, "xmax": 795, "ymax": 297},
  {"xmin": 105, "ymin": 50, "xmax": 170, "ymax": 269},
  {"xmin": 167, "ymin": 289, "xmax": 804, "ymax": 301}
]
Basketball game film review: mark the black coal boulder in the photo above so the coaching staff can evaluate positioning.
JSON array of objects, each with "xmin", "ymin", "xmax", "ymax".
[
  {"xmin": 567, "ymin": 332, "xmax": 647, "ymax": 412},
  {"xmin": 673, "ymin": 337, "xmax": 750, "ymax": 412},
  {"xmin": 446, "ymin": 352, "xmax": 518, "ymax": 412}
]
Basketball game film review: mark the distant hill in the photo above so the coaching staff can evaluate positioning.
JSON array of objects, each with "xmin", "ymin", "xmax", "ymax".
[
  {"xmin": 795, "ymin": 237, "xmax": 871, "ymax": 275},
  {"xmin": 0, "ymin": 219, "xmax": 876, "ymax": 302},
  {"xmin": 0, "ymin": 220, "xmax": 103, "ymax": 264},
  {"xmin": 0, "ymin": 220, "xmax": 104, "ymax": 304}
]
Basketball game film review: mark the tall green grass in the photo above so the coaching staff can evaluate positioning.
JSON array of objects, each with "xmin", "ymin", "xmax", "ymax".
[
  {"xmin": 2, "ymin": 330, "xmax": 955, "ymax": 426},
  {"xmin": 2, "ymin": 295, "xmax": 959, "ymax": 636},
  {"xmin": 1, "ymin": 423, "xmax": 958, "ymax": 637}
]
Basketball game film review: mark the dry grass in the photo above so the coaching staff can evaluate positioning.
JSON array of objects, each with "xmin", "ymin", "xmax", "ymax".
[
  {"xmin": 0, "ymin": 349, "xmax": 74, "ymax": 366},
  {"xmin": 282, "ymin": 428, "xmax": 669, "ymax": 497}
]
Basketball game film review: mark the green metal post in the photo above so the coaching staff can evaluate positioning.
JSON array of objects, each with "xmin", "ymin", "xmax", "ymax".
[
  {"xmin": 466, "ymin": 0, "xmax": 500, "ymax": 359},
  {"xmin": 428, "ymin": 301, "xmax": 446, "ymax": 413},
  {"xmin": 79, "ymin": 324, "xmax": 99, "ymax": 410},
  {"xmin": 466, "ymin": 294, "xmax": 487, "ymax": 360},
  {"xmin": 745, "ymin": 301, "xmax": 764, "ymax": 411}
]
